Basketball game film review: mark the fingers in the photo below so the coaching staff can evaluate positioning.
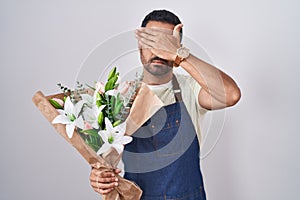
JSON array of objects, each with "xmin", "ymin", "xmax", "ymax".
[
  {"xmin": 114, "ymin": 168, "xmax": 122, "ymax": 174},
  {"xmin": 90, "ymin": 169, "xmax": 119, "ymax": 182},
  {"xmin": 135, "ymin": 26, "xmax": 181, "ymax": 60},
  {"xmin": 89, "ymin": 168, "xmax": 121, "ymax": 196},
  {"xmin": 90, "ymin": 174, "xmax": 118, "ymax": 183},
  {"xmin": 136, "ymin": 25, "xmax": 182, "ymax": 49},
  {"xmin": 90, "ymin": 181, "xmax": 117, "ymax": 195},
  {"xmin": 138, "ymin": 40, "xmax": 153, "ymax": 49},
  {"xmin": 91, "ymin": 168, "xmax": 113, "ymax": 177},
  {"xmin": 135, "ymin": 29, "xmax": 156, "ymax": 41},
  {"xmin": 136, "ymin": 27, "xmax": 158, "ymax": 36},
  {"xmin": 90, "ymin": 179, "xmax": 118, "ymax": 189},
  {"xmin": 92, "ymin": 167, "xmax": 120, "ymax": 175},
  {"xmin": 135, "ymin": 29, "xmax": 156, "ymax": 48},
  {"xmin": 98, "ymin": 188, "xmax": 115, "ymax": 195}
]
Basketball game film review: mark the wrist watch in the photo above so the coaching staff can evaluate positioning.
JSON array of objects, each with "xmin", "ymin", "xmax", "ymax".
[{"xmin": 173, "ymin": 46, "xmax": 190, "ymax": 67}]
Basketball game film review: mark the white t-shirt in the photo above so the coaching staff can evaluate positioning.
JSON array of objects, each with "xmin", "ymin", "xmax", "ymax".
[{"xmin": 147, "ymin": 73, "xmax": 207, "ymax": 146}]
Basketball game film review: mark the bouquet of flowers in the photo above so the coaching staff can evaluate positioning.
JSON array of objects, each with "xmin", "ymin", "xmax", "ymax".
[
  {"xmin": 50, "ymin": 67, "xmax": 138, "ymax": 156},
  {"xmin": 32, "ymin": 67, "xmax": 164, "ymax": 200}
]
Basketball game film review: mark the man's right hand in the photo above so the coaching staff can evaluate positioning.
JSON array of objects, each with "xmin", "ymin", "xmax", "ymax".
[{"xmin": 89, "ymin": 168, "xmax": 121, "ymax": 195}]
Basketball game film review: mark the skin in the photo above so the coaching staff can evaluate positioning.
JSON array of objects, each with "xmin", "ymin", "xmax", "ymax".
[{"xmin": 90, "ymin": 20, "xmax": 241, "ymax": 196}]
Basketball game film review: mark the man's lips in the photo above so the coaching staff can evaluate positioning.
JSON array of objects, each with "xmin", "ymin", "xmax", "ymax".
[
  {"xmin": 152, "ymin": 60, "xmax": 165, "ymax": 64},
  {"xmin": 151, "ymin": 58, "xmax": 168, "ymax": 65}
]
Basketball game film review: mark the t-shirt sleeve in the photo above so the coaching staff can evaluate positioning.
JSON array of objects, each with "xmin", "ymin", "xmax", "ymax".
[{"xmin": 178, "ymin": 74, "xmax": 208, "ymax": 114}]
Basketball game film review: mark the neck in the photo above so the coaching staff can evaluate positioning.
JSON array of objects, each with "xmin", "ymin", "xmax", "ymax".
[{"xmin": 143, "ymin": 70, "xmax": 173, "ymax": 85}]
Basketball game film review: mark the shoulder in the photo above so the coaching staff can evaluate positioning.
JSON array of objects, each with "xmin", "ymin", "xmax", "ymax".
[{"xmin": 174, "ymin": 73, "xmax": 207, "ymax": 113}]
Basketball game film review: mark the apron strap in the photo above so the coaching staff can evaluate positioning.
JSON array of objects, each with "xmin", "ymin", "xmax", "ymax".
[{"xmin": 172, "ymin": 75, "xmax": 182, "ymax": 102}]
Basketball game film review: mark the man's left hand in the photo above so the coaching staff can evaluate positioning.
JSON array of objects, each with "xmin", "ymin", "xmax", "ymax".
[{"xmin": 135, "ymin": 24, "xmax": 183, "ymax": 62}]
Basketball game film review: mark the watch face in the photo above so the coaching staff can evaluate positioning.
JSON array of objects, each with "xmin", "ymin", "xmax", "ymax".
[{"xmin": 177, "ymin": 47, "xmax": 190, "ymax": 58}]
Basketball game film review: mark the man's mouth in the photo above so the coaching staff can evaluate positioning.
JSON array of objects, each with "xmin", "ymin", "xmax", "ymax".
[
  {"xmin": 150, "ymin": 57, "xmax": 168, "ymax": 65},
  {"xmin": 152, "ymin": 60, "xmax": 166, "ymax": 64}
]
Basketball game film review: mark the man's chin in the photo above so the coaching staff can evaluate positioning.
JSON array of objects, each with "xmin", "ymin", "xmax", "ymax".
[
  {"xmin": 151, "ymin": 63, "xmax": 170, "ymax": 68},
  {"xmin": 144, "ymin": 63, "xmax": 173, "ymax": 76}
]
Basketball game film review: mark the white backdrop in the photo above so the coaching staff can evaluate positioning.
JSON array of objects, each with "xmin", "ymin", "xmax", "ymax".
[{"xmin": 1, "ymin": 0, "xmax": 299, "ymax": 199}]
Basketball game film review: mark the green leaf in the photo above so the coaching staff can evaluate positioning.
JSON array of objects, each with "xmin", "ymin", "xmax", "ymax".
[
  {"xmin": 105, "ymin": 71, "xmax": 119, "ymax": 91},
  {"xmin": 104, "ymin": 80, "xmax": 112, "ymax": 91},
  {"xmin": 85, "ymin": 140, "xmax": 100, "ymax": 152},
  {"xmin": 114, "ymin": 72, "xmax": 119, "ymax": 88},
  {"xmin": 110, "ymin": 96, "xmax": 116, "ymax": 110},
  {"xmin": 113, "ymin": 101, "xmax": 123, "ymax": 117},
  {"xmin": 96, "ymin": 92, "xmax": 102, "ymax": 107},
  {"xmin": 78, "ymin": 128, "xmax": 104, "ymax": 152},
  {"xmin": 98, "ymin": 112, "xmax": 104, "ymax": 128},
  {"xmin": 105, "ymin": 77, "xmax": 115, "ymax": 91},
  {"xmin": 80, "ymin": 129, "xmax": 99, "ymax": 137},
  {"xmin": 49, "ymin": 99, "xmax": 63, "ymax": 109},
  {"xmin": 113, "ymin": 94, "xmax": 123, "ymax": 117},
  {"xmin": 107, "ymin": 66, "xmax": 116, "ymax": 81},
  {"xmin": 113, "ymin": 120, "xmax": 121, "ymax": 127}
]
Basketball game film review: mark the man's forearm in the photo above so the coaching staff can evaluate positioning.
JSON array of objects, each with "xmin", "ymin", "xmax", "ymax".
[{"xmin": 180, "ymin": 54, "xmax": 241, "ymax": 109}]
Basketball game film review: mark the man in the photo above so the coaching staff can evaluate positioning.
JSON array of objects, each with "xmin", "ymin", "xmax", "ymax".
[{"xmin": 89, "ymin": 9, "xmax": 241, "ymax": 199}]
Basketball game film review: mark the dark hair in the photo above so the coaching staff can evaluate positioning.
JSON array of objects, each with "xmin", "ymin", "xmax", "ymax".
[{"xmin": 141, "ymin": 9, "xmax": 183, "ymax": 41}]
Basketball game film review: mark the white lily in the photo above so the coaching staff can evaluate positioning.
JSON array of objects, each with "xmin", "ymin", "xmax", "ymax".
[
  {"xmin": 81, "ymin": 90, "xmax": 105, "ymax": 110},
  {"xmin": 80, "ymin": 93, "xmax": 94, "ymax": 108},
  {"xmin": 97, "ymin": 117, "xmax": 132, "ymax": 155},
  {"xmin": 52, "ymin": 96, "xmax": 84, "ymax": 138},
  {"xmin": 83, "ymin": 104, "xmax": 106, "ymax": 129},
  {"xmin": 105, "ymin": 89, "xmax": 119, "ymax": 97}
]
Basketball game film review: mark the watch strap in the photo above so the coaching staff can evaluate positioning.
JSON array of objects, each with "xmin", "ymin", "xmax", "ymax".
[{"xmin": 173, "ymin": 55, "xmax": 183, "ymax": 67}]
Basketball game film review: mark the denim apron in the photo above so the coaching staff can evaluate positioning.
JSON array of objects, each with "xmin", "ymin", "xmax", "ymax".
[{"xmin": 123, "ymin": 76, "xmax": 206, "ymax": 200}]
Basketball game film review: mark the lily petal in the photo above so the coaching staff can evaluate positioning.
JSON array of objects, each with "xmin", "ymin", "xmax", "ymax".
[
  {"xmin": 115, "ymin": 122, "xmax": 126, "ymax": 135},
  {"xmin": 52, "ymin": 115, "xmax": 70, "ymax": 124},
  {"xmin": 113, "ymin": 144, "xmax": 124, "ymax": 154},
  {"xmin": 83, "ymin": 105, "xmax": 102, "ymax": 129},
  {"xmin": 66, "ymin": 124, "xmax": 75, "ymax": 138},
  {"xmin": 106, "ymin": 89, "xmax": 118, "ymax": 96},
  {"xmin": 75, "ymin": 115, "xmax": 84, "ymax": 130},
  {"xmin": 83, "ymin": 107, "xmax": 93, "ymax": 120},
  {"xmin": 74, "ymin": 100, "xmax": 85, "ymax": 117},
  {"xmin": 91, "ymin": 121, "xmax": 99, "ymax": 129},
  {"xmin": 81, "ymin": 94, "xmax": 93, "ymax": 107},
  {"xmin": 121, "ymin": 136, "xmax": 133, "ymax": 145},
  {"xmin": 97, "ymin": 143, "xmax": 110, "ymax": 155},
  {"xmin": 57, "ymin": 109, "xmax": 66, "ymax": 116},
  {"xmin": 64, "ymin": 97, "xmax": 74, "ymax": 114},
  {"xmin": 104, "ymin": 118, "xmax": 114, "ymax": 133},
  {"xmin": 98, "ymin": 105, "xmax": 106, "ymax": 112},
  {"xmin": 98, "ymin": 130, "xmax": 108, "ymax": 142}
]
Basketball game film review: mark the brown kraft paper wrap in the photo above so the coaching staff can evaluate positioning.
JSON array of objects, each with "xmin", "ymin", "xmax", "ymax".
[{"xmin": 32, "ymin": 83, "xmax": 164, "ymax": 200}]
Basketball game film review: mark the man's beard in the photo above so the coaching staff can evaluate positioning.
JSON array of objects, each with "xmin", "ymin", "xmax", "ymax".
[{"xmin": 143, "ymin": 56, "xmax": 173, "ymax": 76}]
